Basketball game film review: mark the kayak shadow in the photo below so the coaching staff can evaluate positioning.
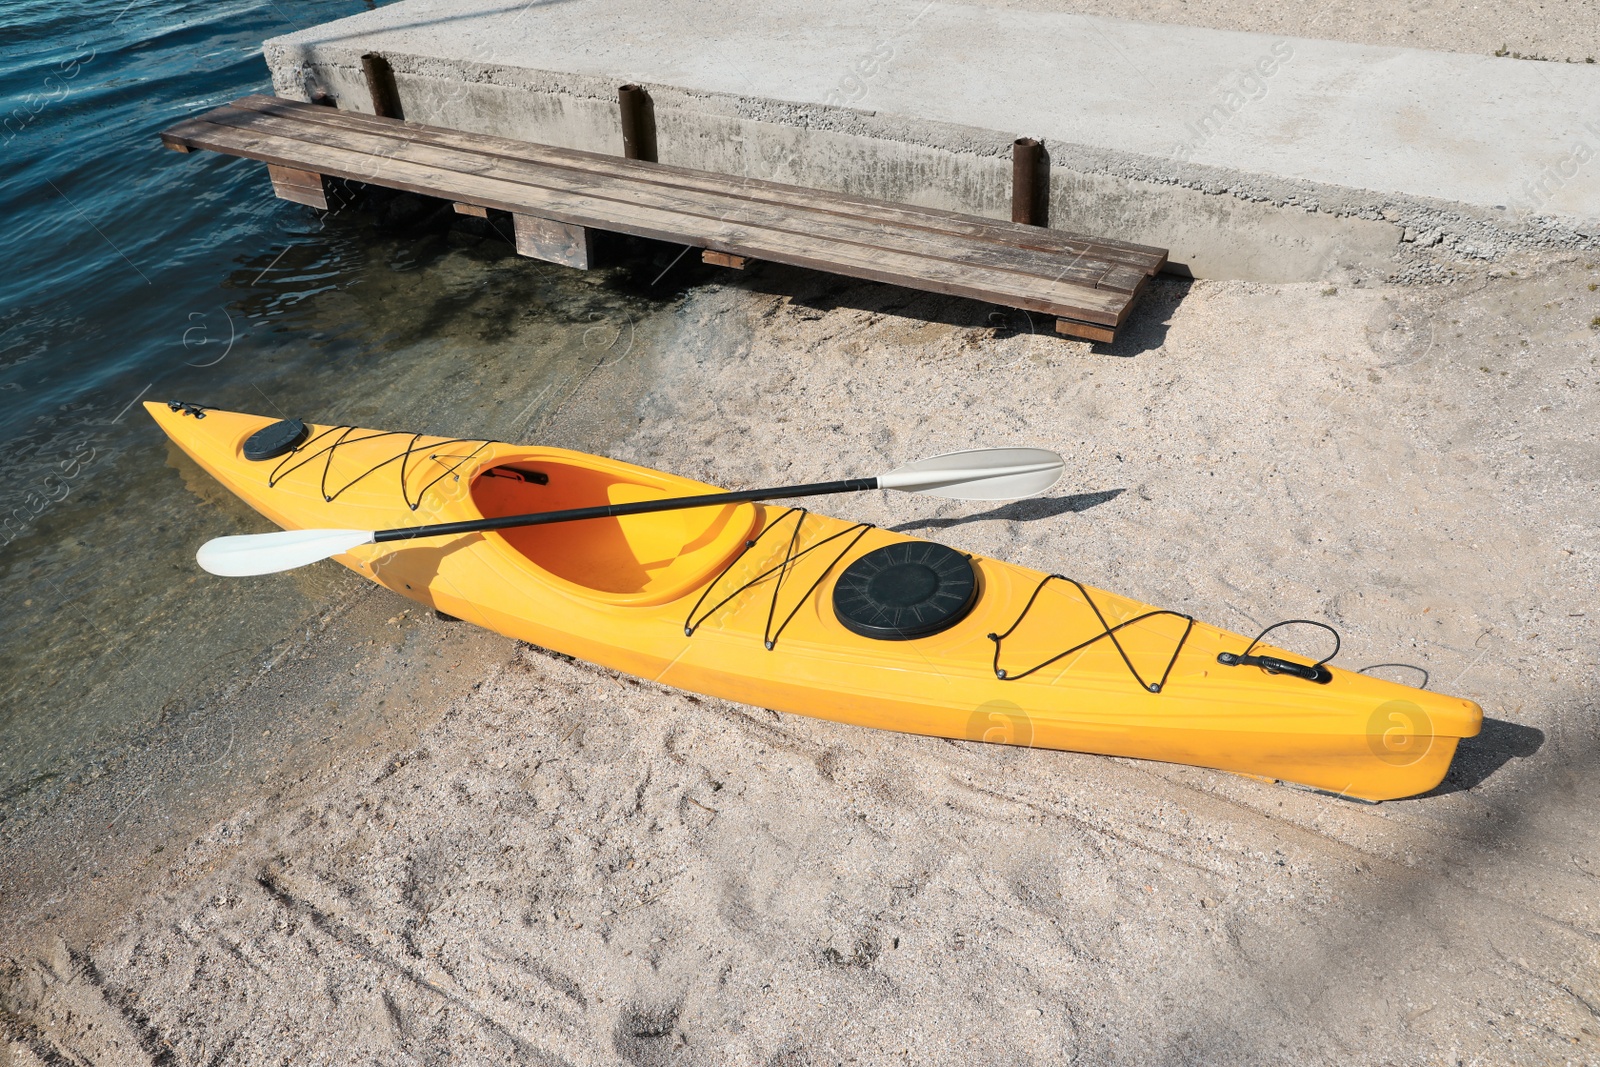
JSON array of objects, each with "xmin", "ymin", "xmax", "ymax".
[
  {"xmin": 1420, "ymin": 716, "xmax": 1546, "ymax": 798},
  {"xmin": 888, "ymin": 489, "xmax": 1124, "ymax": 533},
  {"xmin": 367, "ymin": 534, "xmax": 494, "ymax": 620}
]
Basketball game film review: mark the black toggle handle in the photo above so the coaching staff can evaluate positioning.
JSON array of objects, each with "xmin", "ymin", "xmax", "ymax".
[{"xmin": 1216, "ymin": 651, "xmax": 1333, "ymax": 685}]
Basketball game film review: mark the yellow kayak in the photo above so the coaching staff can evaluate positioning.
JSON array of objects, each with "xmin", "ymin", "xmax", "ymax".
[{"xmin": 148, "ymin": 402, "xmax": 1482, "ymax": 801}]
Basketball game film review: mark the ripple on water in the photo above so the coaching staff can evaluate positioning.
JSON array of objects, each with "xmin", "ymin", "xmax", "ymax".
[{"xmin": 0, "ymin": 0, "xmax": 708, "ymax": 834}]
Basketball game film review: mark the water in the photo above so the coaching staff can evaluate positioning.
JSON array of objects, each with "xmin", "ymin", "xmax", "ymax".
[{"xmin": 0, "ymin": 0, "xmax": 698, "ymax": 819}]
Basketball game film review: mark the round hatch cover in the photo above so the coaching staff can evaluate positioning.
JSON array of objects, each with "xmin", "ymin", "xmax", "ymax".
[
  {"xmin": 243, "ymin": 418, "xmax": 309, "ymax": 462},
  {"xmin": 832, "ymin": 541, "xmax": 978, "ymax": 640}
]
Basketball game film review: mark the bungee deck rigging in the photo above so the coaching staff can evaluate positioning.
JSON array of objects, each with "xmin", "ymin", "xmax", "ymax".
[
  {"xmin": 988, "ymin": 574, "xmax": 1197, "ymax": 692},
  {"xmin": 266, "ymin": 423, "xmax": 493, "ymax": 508},
  {"xmin": 684, "ymin": 507, "xmax": 876, "ymax": 649}
]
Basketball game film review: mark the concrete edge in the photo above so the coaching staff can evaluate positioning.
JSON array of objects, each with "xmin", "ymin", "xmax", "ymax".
[{"xmin": 262, "ymin": 39, "xmax": 1600, "ymax": 283}]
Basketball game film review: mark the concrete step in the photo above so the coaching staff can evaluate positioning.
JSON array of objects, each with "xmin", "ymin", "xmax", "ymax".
[{"xmin": 264, "ymin": 0, "xmax": 1600, "ymax": 281}]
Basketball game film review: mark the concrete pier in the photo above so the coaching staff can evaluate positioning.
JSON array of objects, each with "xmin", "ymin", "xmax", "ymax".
[{"xmin": 263, "ymin": 0, "xmax": 1600, "ymax": 281}]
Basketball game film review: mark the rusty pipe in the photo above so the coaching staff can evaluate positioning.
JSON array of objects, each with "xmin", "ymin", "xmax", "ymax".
[
  {"xmin": 1012, "ymin": 137, "xmax": 1045, "ymax": 226},
  {"xmin": 361, "ymin": 53, "xmax": 403, "ymax": 119},
  {"xmin": 618, "ymin": 84, "xmax": 658, "ymax": 162}
]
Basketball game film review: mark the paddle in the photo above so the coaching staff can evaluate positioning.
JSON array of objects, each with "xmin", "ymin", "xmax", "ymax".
[{"xmin": 195, "ymin": 446, "xmax": 1065, "ymax": 577}]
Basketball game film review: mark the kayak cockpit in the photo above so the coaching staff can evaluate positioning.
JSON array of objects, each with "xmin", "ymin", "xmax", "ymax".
[{"xmin": 470, "ymin": 456, "xmax": 760, "ymax": 606}]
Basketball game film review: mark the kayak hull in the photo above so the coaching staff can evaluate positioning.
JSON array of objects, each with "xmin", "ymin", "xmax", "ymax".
[{"xmin": 149, "ymin": 403, "xmax": 1482, "ymax": 801}]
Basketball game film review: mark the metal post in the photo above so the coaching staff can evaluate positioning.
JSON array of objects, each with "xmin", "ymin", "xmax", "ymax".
[
  {"xmin": 1012, "ymin": 137, "xmax": 1046, "ymax": 226},
  {"xmin": 361, "ymin": 53, "xmax": 403, "ymax": 120},
  {"xmin": 618, "ymin": 84, "xmax": 658, "ymax": 163}
]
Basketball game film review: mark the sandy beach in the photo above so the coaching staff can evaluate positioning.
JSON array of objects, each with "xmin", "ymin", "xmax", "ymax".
[
  {"xmin": 4, "ymin": 4, "xmax": 1600, "ymax": 1064},
  {"xmin": 5, "ymin": 248, "xmax": 1597, "ymax": 1063}
]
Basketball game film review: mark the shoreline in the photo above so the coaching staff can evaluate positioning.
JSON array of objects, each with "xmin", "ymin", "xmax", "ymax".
[
  {"xmin": 0, "ymin": 252, "xmax": 686, "ymax": 957},
  {"xmin": 6, "ymin": 250, "xmax": 1596, "ymax": 1062},
  {"xmin": 0, "ymin": 578, "xmax": 516, "ymax": 953}
]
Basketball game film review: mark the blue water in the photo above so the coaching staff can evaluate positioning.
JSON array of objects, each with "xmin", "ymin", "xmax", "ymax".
[
  {"xmin": 3, "ymin": 0, "xmax": 345, "ymax": 420},
  {"xmin": 0, "ymin": 0, "xmax": 693, "ymax": 814}
]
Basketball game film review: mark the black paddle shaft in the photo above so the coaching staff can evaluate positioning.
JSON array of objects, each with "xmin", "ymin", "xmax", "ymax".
[{"xmin": 370, "ymin": 477, "xmax": 879, "ymax": 544}]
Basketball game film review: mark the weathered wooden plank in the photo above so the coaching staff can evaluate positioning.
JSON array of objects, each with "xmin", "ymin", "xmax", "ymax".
[
  {"xmin": 513, "ymin": 213, "xmax": 594, "ymax": 268},
  {"xmin": 163, "ymin": 117, "xmax": 1129, "ymax": 324},
  {"xmin": 453, "ymin": 202, "xmax": 488, "ymax": 217},
  {"xmin": 163, "ymin": 97, "xmax": 1175, "ymax": 337},
  {"xmin": 177, "ymin": 112, "xmax": 1124, "ymax": 315},
  {"xmin": 702, "ymin": 250, "xmax": 749, "ymax": 269},
  {"xmin": 266, "ymin": 163, "xmax": 327, "ymax": 209},
  {"xmin": 1097, "ymin": 264, "xmax": 1148, "ymax": 294},
  {"xmin": 225, "ymin": 130, "xmax": 1126, "ymax": 322},
  {"xmin": 227, "ymin": 94, "xmax": 1167, "ymax": 274},
  {"xmin": 197, "ymin": 104, "xmax": 1116, "ymax": 291}
]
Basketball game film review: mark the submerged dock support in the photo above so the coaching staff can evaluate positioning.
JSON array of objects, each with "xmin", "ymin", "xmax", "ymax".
[
  {"xmin": 266, "ymin": 164, "xmax": 329, "ymax": 209},
  {"xmin": 513, "ymin": 213, "xmax": 595, "ymax": 269}
]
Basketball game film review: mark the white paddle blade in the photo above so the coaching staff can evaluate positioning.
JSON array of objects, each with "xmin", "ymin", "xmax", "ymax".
[
  {"xmin": 876, "ymin": 447, "xmax": 1065, "ymax": 501},
  {"xmin": 197, "ymin": 528, "xmax": 376, "ymax": 577}
]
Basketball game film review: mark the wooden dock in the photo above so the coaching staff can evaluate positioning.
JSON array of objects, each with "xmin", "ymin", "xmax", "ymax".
[{"xmin": 162, "ymin": 95, "xmax": 1167, "ymax": 342}]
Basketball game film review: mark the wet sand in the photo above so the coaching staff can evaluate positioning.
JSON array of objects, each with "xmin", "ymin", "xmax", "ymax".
[
  {"xmin": 0, "ymin": 190, "xmax": 695, "ymax": 842},
  {"xmin": 4, "ymin": 244, "xmax": 1597, "ymax": 1063}
]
